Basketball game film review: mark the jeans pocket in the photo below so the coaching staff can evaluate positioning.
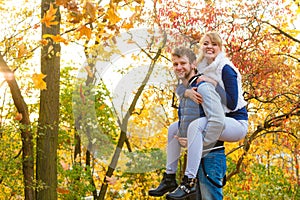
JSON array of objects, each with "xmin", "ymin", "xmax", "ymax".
[{"xmin": 202, "ymin": 151, "xmax": 226, "ymax": 188}]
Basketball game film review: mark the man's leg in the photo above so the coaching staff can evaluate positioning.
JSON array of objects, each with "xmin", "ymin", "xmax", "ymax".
[{"xmin": 197, "ymin": 148, "xmax": 226, "ymax": 200}]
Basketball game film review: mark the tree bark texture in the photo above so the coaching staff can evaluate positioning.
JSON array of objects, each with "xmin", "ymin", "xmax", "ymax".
[
  {"xmin": 0, "ymin": 56, "xmax": 35, "ymax": 200},
  {"xmin": 36, "ymin": 0, "xmax": 60, "ymax": 199}
]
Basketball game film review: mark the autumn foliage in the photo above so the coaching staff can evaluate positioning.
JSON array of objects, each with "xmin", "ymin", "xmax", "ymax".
[{"xmin": 0, "ymin": 0, "xmax": 299, "ymax": 199}]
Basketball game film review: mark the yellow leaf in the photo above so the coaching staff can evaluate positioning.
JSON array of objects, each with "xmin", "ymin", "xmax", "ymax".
[
  {"xmin": 41, "ymin": 3, "xmax": 59, "ymax": 27},
  {"xmin": 127, "ymin": 39, "xmax": 136, "ymax": 44},
  {"xmin": 77, "ymin": 25, "xmax": 92, "ymax": 39},
  {"xmin": 32, "ymin": 73, "xmax": 47, "ymax": 90},
  {"xmin": 48, "ymin": 45, "xmax": 54, "ymax": 54},
  {"xmin": 106, "ymin": 7, "xmax": 121, "ymax": 25}
]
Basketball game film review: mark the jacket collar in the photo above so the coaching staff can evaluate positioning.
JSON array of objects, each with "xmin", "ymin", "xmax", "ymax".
[{"xmin": 188, "ymin": 73, "xmax": 203, "ymax": 86}]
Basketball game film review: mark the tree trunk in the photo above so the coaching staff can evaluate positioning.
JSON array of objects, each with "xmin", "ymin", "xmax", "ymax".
[
  {"xmin": 36, "ymin": 0, "xmax": 60, "ymax": 199},
  {"xmin": 0, "ymin": 55, "xmax": 35, "ymax": 200}
]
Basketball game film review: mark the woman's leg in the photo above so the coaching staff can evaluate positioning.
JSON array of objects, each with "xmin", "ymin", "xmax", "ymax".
[
  {"xmin": 184, "ymin": 117, "xmax": 207, "ymax": 178},
  {"xmin": 166, "ymin": 121, "xmax": 181, "ymax": 174},
  {"xmin": 219, "ymin": 119, "xmax": 248, "ymax": 142}
]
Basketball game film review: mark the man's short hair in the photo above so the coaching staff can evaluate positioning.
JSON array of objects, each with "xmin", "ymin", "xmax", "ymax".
[{"xmin": 172, "ymin": 47, "xmax": 197, "ymax": 64}]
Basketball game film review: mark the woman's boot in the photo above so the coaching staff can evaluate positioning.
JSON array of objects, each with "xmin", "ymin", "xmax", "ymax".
[
  {"xmin": 166, "ymin": 175, "xmax": 197, "ymax": 200},
  {"xmin": 148, "ymin": 173, "xmax": 178, "ymax": 197}
]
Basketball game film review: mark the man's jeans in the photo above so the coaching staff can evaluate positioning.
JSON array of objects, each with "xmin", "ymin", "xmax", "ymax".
[{"xmin": 196, "ymin": 148, "xmax": 227, "ymax": 200}]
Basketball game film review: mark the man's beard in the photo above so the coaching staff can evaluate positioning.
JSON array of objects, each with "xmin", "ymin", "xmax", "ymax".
[{"xmin": 177, "ymin": 69, "xmax": 193, "ymax": 80}]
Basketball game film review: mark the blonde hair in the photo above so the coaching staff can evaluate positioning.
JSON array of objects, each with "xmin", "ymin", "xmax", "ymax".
[{"xmin": 197, "ymin": 32, "xmax": 223, "ymax": 63}]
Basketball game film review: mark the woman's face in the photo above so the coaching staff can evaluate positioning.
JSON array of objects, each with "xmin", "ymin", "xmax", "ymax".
[{"xmin": 201, "ymin": 36, "xmax": 221, "ymax": 63}]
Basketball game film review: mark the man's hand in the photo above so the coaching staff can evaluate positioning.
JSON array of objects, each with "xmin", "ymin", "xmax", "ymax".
[
  {"xmin": 184, "ymin": 88, "xmax": 203, "ymax": 104},
  {"xmin": 174, "ymin": 135, "xmax": 188, "ymax": 147}
]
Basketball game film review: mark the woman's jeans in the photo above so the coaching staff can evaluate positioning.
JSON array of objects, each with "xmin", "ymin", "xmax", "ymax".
[{"xmin": 196, "ymin": 148, "xmax": 226, "ymax": 200}]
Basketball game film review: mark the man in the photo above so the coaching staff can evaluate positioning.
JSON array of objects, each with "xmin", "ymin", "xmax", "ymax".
[{"xmin": 148, "ymin": 47, "xmax": 226, "ymax": 200}]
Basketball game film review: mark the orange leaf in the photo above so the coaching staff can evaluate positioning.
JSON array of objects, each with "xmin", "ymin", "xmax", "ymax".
[
  {"xmin": 57, "ymin": 187, "xmax": 70, "ymax": 194},
  {"xmin": 55, "ymin": 0, "xmax": 69, "ymax": 6},
  {"xmin": 32, "ymin": 73, "xmax": 47, "ymax": 90},
  {"xmin": 99, "ymin": 104, "xmax": 105, "ymax": 110},
  {"xmin": 77, "ymin": 25, "xmax": 92, "ymax": 39},
  {"xmin": 41, "ymin": 3, "xmax": 59, "ymax": 27},
  {"xmin": 51, "ymin": 35, "xmax": 68, "ymax": 45},
  {"xmin": 33, "ymin": 23, "xmax": 40, "ymax": 29},
  {"xmin": 15, "ymin": 113, "xmax": 23, "ymax": 121},
  {"xmin": 106, "ymin": 7, "xmax": 121, "ymax": 25},
  {"xmin": 17, "ymin": 44, "xmax": 28, "ymax": 58},
  {"xmin": 84, "ymin": 1, "xmax": 96, "ymax": 21},
  {"xmin": 40, "ymin": 39, "xmax": 48, "ymax": 46},
  {"xmin": 122, "ymin": 22, "xmax": 133, "ymax": 30},
  {"xmin": 43, "ymin": 34, "xmax": 68, "ymax": 45},
  {"xmin": 68, "ymin": 11, "xmax": 83, "ymax": 23}
]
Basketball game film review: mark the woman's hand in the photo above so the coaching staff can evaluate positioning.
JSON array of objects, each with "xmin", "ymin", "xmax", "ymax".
[
  {"xmin": 197, "ymin": 75, "xmax": 218, "ymax": 87},
  {"xmin": 184, "ymin": 88, "xmax": 203, "ymax": 104},
  {"xmin": 174, "ymin": 136, "xmax": 188, "ymax": 147}
]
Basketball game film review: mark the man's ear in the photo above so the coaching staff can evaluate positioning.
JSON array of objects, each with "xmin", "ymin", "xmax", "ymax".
[
  {"xmin": 191, "ymin": 61, "xmax": 197, "ymax": 70},
  {"xmin": 192, "ymin": 61, "xmax": 197, "ymax": 67}
]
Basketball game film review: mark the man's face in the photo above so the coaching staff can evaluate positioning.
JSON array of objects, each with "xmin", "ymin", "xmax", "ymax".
[{"xmin": 172, "ymin": 55, "xmax": 194, "ymax": 80}]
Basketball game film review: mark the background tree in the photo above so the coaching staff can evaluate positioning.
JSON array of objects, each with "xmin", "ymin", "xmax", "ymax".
[
  {"xmin": 36, "ymin": 0, "xmax": 61, "ymax": 199},
  {"xmin": 0, "ymin": 1, "xmax": 40, "ymax": 199},
  {"xmin": 0, "ymin": 56, "xmax": 35, "ymax": 200},
  {"xmin": 54, "ymin": 0, "xmax": 148, "ymax": 199}
]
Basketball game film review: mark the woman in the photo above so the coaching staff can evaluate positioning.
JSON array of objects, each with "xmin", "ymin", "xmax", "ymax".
[{"xmin": 191, "ymin": 31, "xmax": 248, "ymax": 142}]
